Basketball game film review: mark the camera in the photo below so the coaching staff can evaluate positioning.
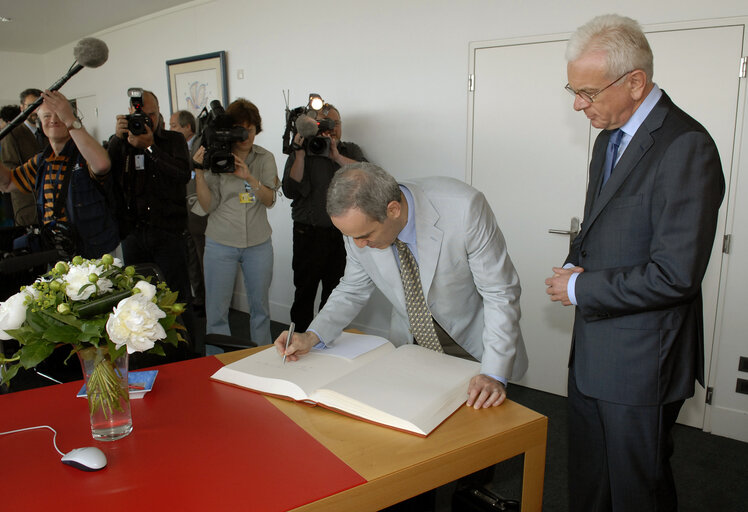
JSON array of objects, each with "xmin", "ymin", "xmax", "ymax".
[
  {"xmin": 197, "ymin": 100, "xmax": 248, "ymax": 173},
  {"xmin": 282, "ymin": 93, "xmax": 335, "ymax": 158},
  {"xmin": 125, "ymin": 88, "xmax": 153, "ymax": 136}
]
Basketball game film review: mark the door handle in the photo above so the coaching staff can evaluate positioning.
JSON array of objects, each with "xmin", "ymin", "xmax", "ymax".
[{"xmin": 548, "ymin": 217, "xmax": 580, "ymax": 249}]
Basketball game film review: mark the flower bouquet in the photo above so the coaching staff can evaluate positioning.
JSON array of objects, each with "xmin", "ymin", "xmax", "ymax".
[{"xmin": 0, "ymin": 254, "xmax": 185, "ymax": 440}]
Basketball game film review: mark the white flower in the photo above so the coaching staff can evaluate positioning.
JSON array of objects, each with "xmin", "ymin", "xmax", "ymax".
[
  {"xmin": 0, "ymin": 287, "xmax": 39, "ymax": 340},
  {"xmin": 133, "ymin": 280, "xmax": 157, "ymax": 301},
  {"xmin": 106, "ymin": 294, "xmax": 167, "ymax": 354},
  {"xmin": 64, "ymin": 263, "xmax": 112, "ymax": 301}
]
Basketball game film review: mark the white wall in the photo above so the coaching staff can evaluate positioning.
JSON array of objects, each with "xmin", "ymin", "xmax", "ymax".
[
  {"xmin": 34, "ymin": 0, "xmax": 748, "ymax": 333},
  {"xmin": 0, "ymin": 51, "xmax": 45, "ymax": 106}
]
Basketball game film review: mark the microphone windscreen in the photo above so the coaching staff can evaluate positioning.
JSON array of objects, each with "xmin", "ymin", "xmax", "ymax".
[
  {"xmin": 296, "ymin": 114, "xmax": 319, "ymax": 138},
  {"xmin": 73, "ymin": 38, "xmax": 109, "ymax": 68}
]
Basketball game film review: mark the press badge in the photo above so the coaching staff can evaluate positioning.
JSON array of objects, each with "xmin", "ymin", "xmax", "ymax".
[
  {"xmin": 134, "ymin": 154, "xmax": 145, "ymax": 170},
  {"xmin": 239, "ymin": 181, "xmax": 256, "ymax": 204}
]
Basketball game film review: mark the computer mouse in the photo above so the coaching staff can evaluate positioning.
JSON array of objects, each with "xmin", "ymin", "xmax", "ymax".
[{"xmin": 60, "ymin": 447, "xmax": 107, "ymax": 471}]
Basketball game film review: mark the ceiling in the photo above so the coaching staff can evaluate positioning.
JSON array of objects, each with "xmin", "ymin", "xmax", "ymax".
[{"xmin": 0, "ymin": 0, "xmax": 192, "ymax": 54}]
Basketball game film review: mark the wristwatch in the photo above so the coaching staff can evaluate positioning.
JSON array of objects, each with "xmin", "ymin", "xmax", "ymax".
[{"xmin": 67, "ymin": 118, "xmax": 83, "ymax": 130}]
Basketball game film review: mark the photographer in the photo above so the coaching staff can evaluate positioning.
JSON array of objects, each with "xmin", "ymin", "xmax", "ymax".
[
  {"xmin": 0, "ymin": 90, "xmax": 116, "ymax": 259},
  {"xmin": 193, "ymin": 99, "xmax": 279, "ymax": 345},
  {"xmin": 282, "ymin": 101, "xmax": 365, "ymax": 331},
  {"xmin": 107, "ymin": 89, "xmax": 192, "ymax": 313}
]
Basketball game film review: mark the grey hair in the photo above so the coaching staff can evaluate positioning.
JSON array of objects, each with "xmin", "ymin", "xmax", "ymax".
[
  {"xmin": 175, "ymin": 110, "xmax": 196, "ymax": 133},
  {"xmin": 566, "ymin": 14, "xmax": 653, "ymax": 82},
  {"xmin": 326, "ymin": 162, "xmax": 401, "ymax": 222}
]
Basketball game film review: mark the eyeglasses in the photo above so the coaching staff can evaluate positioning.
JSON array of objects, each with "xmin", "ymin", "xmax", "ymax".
[{"xmin": 564, "ymin": 71, "xmax": 632, "ymax": 103}]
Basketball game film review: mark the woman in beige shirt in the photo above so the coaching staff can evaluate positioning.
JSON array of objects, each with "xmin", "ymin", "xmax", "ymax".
[{"xmin": 194, "ymin": 99, "xmax": 279, "ymax": 344}]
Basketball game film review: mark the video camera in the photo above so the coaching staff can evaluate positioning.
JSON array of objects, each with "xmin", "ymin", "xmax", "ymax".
[
  {"xmin": 282, "ymin": 92, "xmax": 335, "ymax": 158},
  {"xmin": 197, "ymin": 100, "xmax": 248, "ymax": 173},
  {"xmin": 125, "ymin": 88, "xmax": 153, "ymax": 136}
]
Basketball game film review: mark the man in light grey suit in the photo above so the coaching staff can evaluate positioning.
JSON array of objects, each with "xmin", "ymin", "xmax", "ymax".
[
  {"xmin": 276, "ymin": 162, "xmax": 528, "ymax": 409},
  {"xmin": 545, "ymin": 14, "xmax": 724, "ymax": 512}
]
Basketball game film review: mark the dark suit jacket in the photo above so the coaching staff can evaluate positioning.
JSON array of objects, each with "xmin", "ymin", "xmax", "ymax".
[
  {"xmin": 0, "ymin": 123, "xmax": 41, "ymax": 226},
  {"xmin": 567, "ymin": 91, "xmax": 725, "ymax": 406}
]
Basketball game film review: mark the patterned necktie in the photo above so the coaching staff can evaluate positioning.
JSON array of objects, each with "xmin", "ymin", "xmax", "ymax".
[
  {"xmin": 394, "ymin": 239, "xmax": 443, "ymax": 352},
  {"xmin": 601, "ymin": 129, "xmax": 624, "ymax": 188}
]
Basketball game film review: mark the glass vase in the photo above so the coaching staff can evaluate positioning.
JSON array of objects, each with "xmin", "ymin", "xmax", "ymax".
[{"xmin": 77, "ymin": 345, "xmax": 133, "ymax": 441}]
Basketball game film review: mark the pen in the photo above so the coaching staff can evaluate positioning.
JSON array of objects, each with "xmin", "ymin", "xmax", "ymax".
[{"xmin": 283, "ymin": 322, "xmax": 295, "ymax": 364}]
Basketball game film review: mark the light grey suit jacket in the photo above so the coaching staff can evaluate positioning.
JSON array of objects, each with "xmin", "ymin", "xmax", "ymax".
[{"xmin": 309, "ymin": 177, "xmax": 528, "ymax": 380}]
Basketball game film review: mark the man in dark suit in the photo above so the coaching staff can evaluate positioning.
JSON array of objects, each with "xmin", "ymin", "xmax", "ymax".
[
  {"xmin": 0, "ymin": 88, "xmax": 47, "ymax": 226},
  {"xmin": 545, "ymin": 14, "xmax": 724, "ymax": 512}
]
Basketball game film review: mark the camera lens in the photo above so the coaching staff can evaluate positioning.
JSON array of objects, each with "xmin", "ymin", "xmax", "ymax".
[{"xmin": 308, "ymin": 137, "xmax": 328, "ymax": 154}]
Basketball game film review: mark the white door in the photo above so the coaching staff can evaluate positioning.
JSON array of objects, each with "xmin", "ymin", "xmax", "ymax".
[
  {"xmin": 469, "ymin": 36, "xmax": 590, "ymax": 396},
  {"xmin": 73, "ymin": 95, "xmax": 99, "ymax": 142},
  {"xmin": 468, "ymin": 21, "xmax": 744, "ymax": 429}
]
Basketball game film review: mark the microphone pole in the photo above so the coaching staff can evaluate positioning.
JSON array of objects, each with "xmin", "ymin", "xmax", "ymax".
[{"xmin": 0, "ymin": 62, "xmax": 84, "ymax": 142}]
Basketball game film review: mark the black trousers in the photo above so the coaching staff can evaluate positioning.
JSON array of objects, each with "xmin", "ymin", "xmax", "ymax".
[
  {"xmin": 568, "ymin": 369, "xmax": 684, "ymax": 512},
  {"xmin": 185, "ymin": 212, "xmax": 207, "ymax": 306},
  {"xmin": 289, "ymin": 222, "xmax": 346, "ymax": 331}
]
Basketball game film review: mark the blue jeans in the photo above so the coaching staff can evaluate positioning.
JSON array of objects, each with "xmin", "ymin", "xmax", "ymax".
[{"xmin": 204, "ymin": 236, "xmax": 273, "ymax": 344}]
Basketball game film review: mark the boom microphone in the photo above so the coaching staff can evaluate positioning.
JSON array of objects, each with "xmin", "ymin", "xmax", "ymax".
[
  {"xmin": 73, "ymin": 37, "xmax": 109, "ymax": 68},
  {"xmin": 0, "ymin": 37, "xmax": 109, "ymax": 141}
]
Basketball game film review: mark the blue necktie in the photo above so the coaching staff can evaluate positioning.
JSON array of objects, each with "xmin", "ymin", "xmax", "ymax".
[{"xmin": 601, "ymin": 129, "xmax": 623, "ymax": 188}]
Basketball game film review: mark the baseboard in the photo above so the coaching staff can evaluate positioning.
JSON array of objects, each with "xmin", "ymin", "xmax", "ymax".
[{"xmin": 709, "ymin": 405, "xmax": 748, "ymax": 442}]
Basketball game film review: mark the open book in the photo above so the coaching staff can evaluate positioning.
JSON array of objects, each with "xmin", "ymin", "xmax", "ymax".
[{"xmin": 210, "ymin": 332, "xmax": 480, "ymax": 436}]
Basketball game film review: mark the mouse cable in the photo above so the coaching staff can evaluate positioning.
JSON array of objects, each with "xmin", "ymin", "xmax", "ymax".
[{"xmin": 0, "ymin": 425, "xmax": 65, "ymax": 456}]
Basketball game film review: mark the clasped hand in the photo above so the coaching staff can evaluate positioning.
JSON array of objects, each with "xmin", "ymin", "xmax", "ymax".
[{"xmin": 545, "ymin": 266, "xmax": 584, "ymax": 306}]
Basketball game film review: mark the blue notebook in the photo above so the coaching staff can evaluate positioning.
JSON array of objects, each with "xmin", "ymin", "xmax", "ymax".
[{"xmin": 76, "ymin": 370, "xmax": 158, "ymax": 399}]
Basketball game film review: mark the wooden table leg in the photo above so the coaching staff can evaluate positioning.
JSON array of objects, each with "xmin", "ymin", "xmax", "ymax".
[{"xmin": 520, "ymin": 419, "xmax": 548, "ymax": 512}]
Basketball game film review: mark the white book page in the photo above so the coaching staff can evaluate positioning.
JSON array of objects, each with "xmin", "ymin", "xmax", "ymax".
[
  {"xmin": 313, "ymin": 332, "xmax": 390, "ymax": 360},
  {"xmin": 211, "ymin": 336, "xmax": 395, "ymax": 402},
  {"xmin": 313, "ymin": 345, "xmax": 480, "ymax": 435}
]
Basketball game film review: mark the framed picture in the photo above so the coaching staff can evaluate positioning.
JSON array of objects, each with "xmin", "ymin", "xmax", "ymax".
[{"xmin": 166, "ymin": 51, "xmax": 228, "ymax": 119}]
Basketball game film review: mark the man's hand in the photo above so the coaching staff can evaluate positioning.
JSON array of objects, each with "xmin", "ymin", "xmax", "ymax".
[
  {"xmin": 41, "ymin": 90, "xmax": 75, "ymax": 127},
  {"xmin": 466, "ymin": 374, "xmax": 507, "ymax": 408},
  {"xmin": 291, "ymin": 133, "xmax": 305, "ymax": 153},
  {"xmin": 114, "ymin": 115, "xmax": 130, "ymax": 139},
  {"xmin": 273, "ymin": 330, "xmax": 320, "ymax": 362},
  {"xmin": 545, "ymin": 266, "xmax": 583, "ymax": 306},
  {"xmin": 327, "ymin": 134, "xmax": 341, "ymax": 160},
  {"xmin": 127, "ymin": 122, "xmax": 155, "ymax": 149}
]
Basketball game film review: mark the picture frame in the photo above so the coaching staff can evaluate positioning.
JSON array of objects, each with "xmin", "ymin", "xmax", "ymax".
[{"xmin": 166, "ymin": 51, "xmax": 228, "ymax": 119}]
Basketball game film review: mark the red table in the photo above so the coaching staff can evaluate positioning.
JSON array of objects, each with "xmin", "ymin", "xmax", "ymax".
[{"xmin": 1, "ymin": 356, "xmax": 365, "ymax": 510}]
